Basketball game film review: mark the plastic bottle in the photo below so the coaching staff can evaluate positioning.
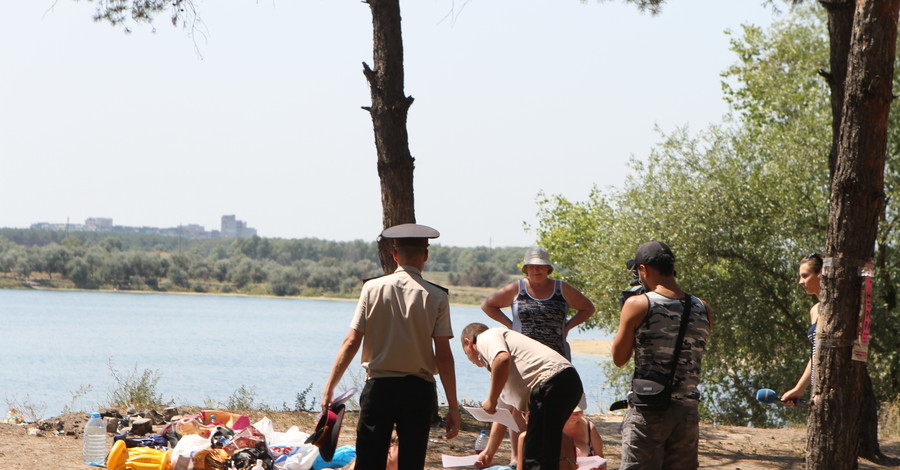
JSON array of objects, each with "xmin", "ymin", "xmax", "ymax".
[
  {"xmin": 251, "ymin": 459, "xmax": 265, "ymax": 470},
  {"xmin": 83, "ymin": 412, "xmax": 107, "ymax": 465},
  {"xmin": 474, "ymin": 430, "xmax": 488, "ymax": 452}
]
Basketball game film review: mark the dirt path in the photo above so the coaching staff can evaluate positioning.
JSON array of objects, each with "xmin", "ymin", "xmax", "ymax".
[{"xmin": 1, "ymin": 410, "xmax": 897, "ymax": 469}]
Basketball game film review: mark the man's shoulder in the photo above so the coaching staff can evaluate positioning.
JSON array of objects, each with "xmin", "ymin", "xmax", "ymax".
[
  {"xmin": 362, "ymin": 273, "xmax": 390, "ymax": 285},
  {"xmin": 424, "ymin": 280, "xmax": 449, "ymax": 295}
]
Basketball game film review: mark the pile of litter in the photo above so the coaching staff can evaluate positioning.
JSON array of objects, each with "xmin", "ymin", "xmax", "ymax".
[{"xmin": 102, "ymin": 409, "xmax": 355, "ymax": 470}]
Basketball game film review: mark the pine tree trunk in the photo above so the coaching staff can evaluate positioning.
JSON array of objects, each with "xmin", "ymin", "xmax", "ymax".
[
  {"xmin": 363, "ymin": 0, "xmax": 416, "ymax": 273},
  {"xmin": 809, "ymin": 1, "xmax": 900, "ymax": 469},
  {"xmin": 820, "ymin": 1, "xmax": 896, "ymax": 464},
  {"xmin": 819, "ymin": 0, "xmax": 854, "ymax": 179}
]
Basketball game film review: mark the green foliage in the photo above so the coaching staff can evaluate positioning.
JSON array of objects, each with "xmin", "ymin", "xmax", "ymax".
[
  {"xmin": 449, "ymin": 262, "xmax": 510, "ymax": 288},
  {"xmin": 284, "ymin": 383, "xmax": 317, "ymax": 412},
  {"xmin": 106, "ymin": 361, "xmax": 167, "ymax": 410},
  {"xmin": 536, "ymin": 6, "xmax": 899, "ymax": 426},
  {"xmin": 882, "ymin": 399, "xmax": 900, "ymax": 438},
  {"xmin": 0, "ymin": 229, "xmax": 525, "ymax": 300},
  {"xmin": 224, "ymin": 385, "xmax": 262, "ymax": 411}
]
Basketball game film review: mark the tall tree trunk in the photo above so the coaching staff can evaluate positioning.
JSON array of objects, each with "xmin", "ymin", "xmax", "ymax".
[
  {"xmin": 363, "ymin": 0, "xmax": 416, "ymax": 273},
  {"xmin": 809, "ymin": 1, "xmax": 900, "ymax": 469},
  {"xmin": 819, "ymin": 0, "xmax": 854, "ymax": 180}
]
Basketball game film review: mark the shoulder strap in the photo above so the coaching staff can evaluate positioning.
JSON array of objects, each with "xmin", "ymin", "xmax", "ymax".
[
  {"xmin": 664, "ymin": 295, "xmax": 693, "ymax": 388},
  {"xmin": 361, "ymin": 274, "xmax": 388, "ymax": 284},
  {"xmin": 426, "ymin": 280, "xmax": 449, "ymax": 294}
]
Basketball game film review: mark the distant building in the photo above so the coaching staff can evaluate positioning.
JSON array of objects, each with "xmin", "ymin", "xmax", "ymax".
[
  {"xmin": 28, "ymin": 215, "xmax": 258, "ymax": 240},
  {"xmin": 220, "ymin": 215, "xmax": 257, "ymax": 238},
  {"xmin": 84, "ymin": 218, "xmax": 113, "ymax": 231}
]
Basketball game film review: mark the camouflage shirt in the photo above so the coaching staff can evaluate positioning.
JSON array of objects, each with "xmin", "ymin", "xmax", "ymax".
[{"xmin": 633, "ymin": 291, "xmax": 710, "ymax": 401}]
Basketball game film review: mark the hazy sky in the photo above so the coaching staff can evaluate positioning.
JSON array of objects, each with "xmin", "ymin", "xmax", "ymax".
[{"xmin": 0, "ymin": 1, "xmax": 779, "ymax": 247}]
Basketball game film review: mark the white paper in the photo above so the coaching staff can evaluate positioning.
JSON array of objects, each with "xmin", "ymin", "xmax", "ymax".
[
  {"xmin": 441, "ymin": 454, "xmax": 479, "ymax": 467},
  {"xmin": 462, "ymin": 406, "xmax": 520, "ymax": 432},
  {"xmin": 576, "ymin": 456, "xmax": 608, "ymax": 470}
]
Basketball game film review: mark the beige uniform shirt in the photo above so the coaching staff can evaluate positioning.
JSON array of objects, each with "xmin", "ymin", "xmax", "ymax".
[
  {"xmin": 350, "ymin": 265, "xmax": 453, "ymax": 382},
  {"xmin": 475, "ymin": 327, "xmax": 572, "ymax": 411}
]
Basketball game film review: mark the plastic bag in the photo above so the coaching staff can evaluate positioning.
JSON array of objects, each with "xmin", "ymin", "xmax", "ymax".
[
  {"xmin": 166, "ymin": 414, "xmax": 219, "ymax": 440},
  {"xmin": 224, "ymin": 425, "xmax": 267, "ymax": 455},
  {"xmin": 273, "ymin": 446, "xmax": 320, "ymax": 470},
  {"xmin": 311, "ymin": 445, "xmax": 355, "ymax": 470},
  {"xmin": 170, "ymin": 434, "xmax": 212, "ymax": 470},
  {"xmin": 252, "ymin": 417, "xmax": 274, "ymax": 440},
  {"xmin": 267, "ymin": 426, "xmax": 312, "ymax": 459}
]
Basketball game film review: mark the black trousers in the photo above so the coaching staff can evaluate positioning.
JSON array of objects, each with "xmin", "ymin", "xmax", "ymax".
[
  {"xmin": 355, "ymin": 376, "xmax": 435, "ymax": 470},
  {"xmin": 522, "ymin": 367, "xmax": 584, "ymax": 470}
]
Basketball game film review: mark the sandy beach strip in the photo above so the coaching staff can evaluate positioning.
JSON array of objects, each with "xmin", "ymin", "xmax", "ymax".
[{"xmin": 569, "ymin": 339, "xmax": 613, "ymax": 357}]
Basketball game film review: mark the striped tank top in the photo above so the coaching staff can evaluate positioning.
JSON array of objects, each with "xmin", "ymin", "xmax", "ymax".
[{"xmin": 511, "ymin": 279, "xmax": 569, "ymax": 357}]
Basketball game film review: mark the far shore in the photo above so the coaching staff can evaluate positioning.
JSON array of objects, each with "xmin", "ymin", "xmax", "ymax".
[{"xmin": 12, "ymin": 282, "xmax": 525, "ymax": 308}]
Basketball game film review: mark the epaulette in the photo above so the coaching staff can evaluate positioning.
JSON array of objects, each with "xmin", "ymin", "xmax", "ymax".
[
  {"xmin": 426, "ymin": 281, "xmax": 449, "ymax": 294},
  {"xmin": 361, "ymin": 274, "xmax": 389, "ymax": 284}
]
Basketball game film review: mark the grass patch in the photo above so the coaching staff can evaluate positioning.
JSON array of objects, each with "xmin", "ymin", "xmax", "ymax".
[
  {"xmin": 3, "ymin": 394, "xmax": 47, "ymax": 423},
  {"xmin": 106, "ymin": 360, "xmax": 167, "ymax": 409}
]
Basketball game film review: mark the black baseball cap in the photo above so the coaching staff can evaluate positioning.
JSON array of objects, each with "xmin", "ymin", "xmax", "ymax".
[{"xmin": 634, "ymin": 241, "xmax": 675, "ymax": 268}]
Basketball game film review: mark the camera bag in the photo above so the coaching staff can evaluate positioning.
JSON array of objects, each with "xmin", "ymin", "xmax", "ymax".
[{"xmin": 627, "ymin": 294, "xmax": 693, "ymax": 410}]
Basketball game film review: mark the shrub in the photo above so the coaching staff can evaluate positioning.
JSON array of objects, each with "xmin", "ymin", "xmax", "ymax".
[
  {"xmin": 225, "ymin": 385, "xmax": 260, "ymax": 411},
  {"xmin": 106, "ymin": 361, "xmax": 166, "ymax": 409}
]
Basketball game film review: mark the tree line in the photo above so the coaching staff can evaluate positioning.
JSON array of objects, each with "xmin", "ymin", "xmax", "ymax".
[{"xmin": 0, "ymin": 229, "xmax": 525, "ymax": 297}]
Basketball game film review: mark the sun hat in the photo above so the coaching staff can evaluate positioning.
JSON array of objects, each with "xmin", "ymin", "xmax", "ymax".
[
  {"xmin": 521, "ymin": 247, "xmax": 554, "ymax": 274},
  {"xmin": 633, "ymin": 241, "xmax": 675, "ymax": 269}
]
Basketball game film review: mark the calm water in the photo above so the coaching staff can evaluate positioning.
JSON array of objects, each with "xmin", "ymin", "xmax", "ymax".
[{"xmin": 0, "ymin": 289, "xmax": 613, "ymax": 418}]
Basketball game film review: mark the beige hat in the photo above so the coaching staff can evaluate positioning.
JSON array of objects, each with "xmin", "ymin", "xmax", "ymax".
[
  {"xmin": 378, "ymin": 223, "xmax": 440, "ymax": 247},
  {"xmin": 521, "ymin": 247, "xmax": 554, "ymax": 274}
]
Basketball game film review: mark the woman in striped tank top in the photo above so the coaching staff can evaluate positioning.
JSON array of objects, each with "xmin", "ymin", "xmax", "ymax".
[{"xmin": 481, "ymin": 247, "xmax": 595, "ymax": 358}]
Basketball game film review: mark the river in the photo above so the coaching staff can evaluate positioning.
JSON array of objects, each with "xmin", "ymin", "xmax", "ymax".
[{"xmin": 0, "ymin": 289, "xmax": 614, "ymax": 419}]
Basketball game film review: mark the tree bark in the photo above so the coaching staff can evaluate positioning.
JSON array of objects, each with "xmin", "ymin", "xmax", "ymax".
[
  {"xmin": 809, "ymin": 1, "xmax": 900, "ymax": 469},
  {"xmin": 819, "ymin": 0, "xmax": 855, "ymax": 180},
  {"xmin": 363, "ymin": 0, "xmax": 417, "ymax": 273},
  {"xmin": 820, "ymin": 0, "xmax": 893, "ymax": 464}
]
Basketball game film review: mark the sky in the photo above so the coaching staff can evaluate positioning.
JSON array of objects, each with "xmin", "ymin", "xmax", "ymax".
[{"xmin": 0, "ymin": 0, "xmax": 780, "ymax": 248}]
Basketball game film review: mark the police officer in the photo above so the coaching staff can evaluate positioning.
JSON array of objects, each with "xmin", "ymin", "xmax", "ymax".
[{"xmin": 321, "ymin": 223, "xmax": 460, "ymax": 470}]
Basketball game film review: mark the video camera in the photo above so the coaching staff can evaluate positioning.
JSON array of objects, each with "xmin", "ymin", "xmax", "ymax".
[{"xmin": 618, "ymin": 258, "xmax": 646, "ymax": 308}]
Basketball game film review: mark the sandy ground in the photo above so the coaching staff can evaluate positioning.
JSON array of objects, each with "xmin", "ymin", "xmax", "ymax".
[
  {"xmin": 569, "ymin": 339, "xmax": 613, "ymax": 357},
  {"xmin": 2, "ymin": 408, "xmax": 898, "ymax": 470}
]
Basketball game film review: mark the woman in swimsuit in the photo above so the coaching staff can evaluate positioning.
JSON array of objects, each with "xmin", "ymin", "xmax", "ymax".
[
  {"xmin": 781, "ymin": 253, "xmax": 822, "ymax": 404},
  {"xmin": 562, "ymin": 408, "xmax": 604, "ymax": 461}
]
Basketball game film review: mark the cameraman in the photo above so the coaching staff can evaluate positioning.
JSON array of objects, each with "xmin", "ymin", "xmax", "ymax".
[{"xmin": 611, "ymin": 241, "xmax": 713, "ymax": 470}]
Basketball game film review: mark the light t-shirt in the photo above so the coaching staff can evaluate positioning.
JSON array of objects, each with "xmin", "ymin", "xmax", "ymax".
[
  {"xmin": 350, "ymin": 265, "xmax": 453, "ymax": 382},
  {"xmin": 474, "ymin": 327, "xmax": 572, "ymax": 411}
]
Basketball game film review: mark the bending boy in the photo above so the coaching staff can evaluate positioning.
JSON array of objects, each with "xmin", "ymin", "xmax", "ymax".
[{"xmin": 461, "ymin": 322, "xmax": 583, "ymax": 470}]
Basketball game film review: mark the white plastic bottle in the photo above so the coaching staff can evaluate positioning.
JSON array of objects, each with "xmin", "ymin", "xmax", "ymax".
[
  {"xmin": 474, "ymin": 430, "xmax": 488, "ymax": 452},
  {"xmin": 82, "ymin": 412, "xmax": 107, "ymax": 465}
]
